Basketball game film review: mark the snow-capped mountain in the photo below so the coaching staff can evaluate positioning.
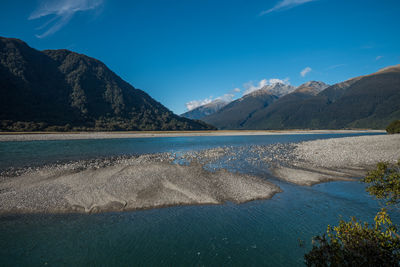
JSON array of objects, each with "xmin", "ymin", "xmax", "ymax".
[
  {"xmin": 294, "ymin": 81, "xmax": 329, "ymax": 95},
  {"xmin": 181, "ymin": 99, "xmax": 229, "ymax": 120},
  {"xmin": 256, "ymin": 82, "xmax": 296, "ymax": 97}
]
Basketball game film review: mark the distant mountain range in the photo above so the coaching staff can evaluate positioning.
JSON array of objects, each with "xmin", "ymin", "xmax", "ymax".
[
  {"xmin": 181, "ymin": 99, "xmax": 229, "ymax": 120},
  {"xmin": 181, "ymin": 82, "xmax": 296, "ymax": 122},
  {"xmin": 256, "ymin": 82, "xmax": 296, "ymax": 97},
  {"xmin": 0, "ymin": 37, "xmax": 215, "ymax": 131},
  {"xmin": 198, "ymin": 88, "xmax": 279, "ymax": 130},
  {"xmin": 2, "ymin": 37, "xmax": 398, "ymax": 132},
  {"xmin": 186, "ymin": 66, "xmax": 400, "ymax": 130}
]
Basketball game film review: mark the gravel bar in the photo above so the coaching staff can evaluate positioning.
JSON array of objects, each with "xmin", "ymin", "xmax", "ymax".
[{"xmin": 271, "ymin": 134, "xmax": 400, "ymax": 186}]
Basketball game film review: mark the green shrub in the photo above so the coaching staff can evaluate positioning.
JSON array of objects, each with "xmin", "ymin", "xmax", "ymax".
[
  {"xmin": 305, "ymin": 160, "xmax": 400, "ymax": 266},
  {"xmin": 362, "ymin": 161, "xmax": 400, "ymax": 205},
  {"xmin": 386, "ymin": 120, "xmax": 400, "ymax": 134},
  {"xmin": 305, "ymin": 209, "xmax": 400, "ymax": 266}
]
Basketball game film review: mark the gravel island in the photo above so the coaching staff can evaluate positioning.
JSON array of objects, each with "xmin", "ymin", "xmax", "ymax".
[
  {"xmin": 0, "ymin": 154, "xmax": 280, "ymax": 214},
  {"xmin": 271, "ymin": 134, "xmax": 400, "ymax": 185}
]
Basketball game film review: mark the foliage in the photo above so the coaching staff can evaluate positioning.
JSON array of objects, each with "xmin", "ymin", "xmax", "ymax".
[
  {"xmin": 305, "ymin": 209, "xmax": 400, "ymax": 266},
  {"xmin": 387, "ymin": 120, "xmax": 400, "ymax": 134},
  {"xmin": 305, "ymin": 161, "xmax": 400, "ymax": 266},
  {"xmin": 362, "ymin": 160, "xmax": 400, "ymax": 205}
]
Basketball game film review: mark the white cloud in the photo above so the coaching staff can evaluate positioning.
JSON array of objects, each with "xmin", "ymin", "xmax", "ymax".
[
  {"xmin": 243, "ymin": 79, "xmax": 267, "ymax": 95},
  {"xmin": 185, "ymin": 97, "xmax": 213, "ymax": 111},
  {"xmin": 376, "ymin": 56, "xmax": 383, "ymax": 61},
  {"xmin": 269, "ymin": 78, "xmax": 289, "ymax": 84},
  {"xmin": 300, "ymin": 67, "xmax": 312, "ymax": 77},
  {"xmin": 216, "ymin": 93, "xmax": 235, "ymax": 102},
  {"xmin": 185, "ymin": 94, "xmax": 236, "ymax": 111},
  {"xmin": 243, "ymin": 77, "xmax": 290, "ymax": 95},
  {"xmin": 29, "ymin": 0, "xmax": 103, "ymax": 38},
  {"xmin": 185, "ymin": 88, "xmax": 241, "ymax": 111},
  {"xmin": 260, "ymin": 0, "xmax": 317, "ymax": 15}
]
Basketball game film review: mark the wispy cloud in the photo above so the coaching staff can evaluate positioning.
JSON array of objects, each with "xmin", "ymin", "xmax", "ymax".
[
  {"xmin": 326, "ymin": 64, "xmax": 346, "ymax": 70},
  {"xmin": 260, "ymin": 0, "xmax": 317, "ymax": 15},
  {"xmin": 300, "ymin": 67, "xmax": 312, "ymax": 77},
  {"xmin": 185, "ymin": 97, "xmax": 213, "ymax": 111},
  {"xmin": 376, "ymin": 56, "xmax": 383, "ymax": 61},
  {"xmin": 29, "ymin": 0, "xmax": 103, "ymax": 38},
  {"xmin": 216, "ymin": 94, "xmax": 235, "ymax": 102},
  {"xmin": 243, "ymin": 78, "xmax": 290, "ymax": 95},
  {"xmin": 184, "ymin": 93, "xmax": 236, "ymax": 111},
  {"xmin": 361, "ymin": 44, "xmax": 374, "ymax": 49}
]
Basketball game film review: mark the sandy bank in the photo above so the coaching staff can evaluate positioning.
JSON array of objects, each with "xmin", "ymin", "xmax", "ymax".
[
  {"xmin": 0, "ymin": 129, "xmax": 383, "ymax": 142},
  {"xmin": 271, "ymin": 134, "xmax": 400, "ymax": 186},
  {"xmin": 0, "ymin": 155, "xmax": 280, "ymax": 214}
]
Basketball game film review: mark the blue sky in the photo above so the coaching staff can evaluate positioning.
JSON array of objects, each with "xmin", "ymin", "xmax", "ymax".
[{"xmin": 1, "ymin": 0, "xmax": 399, "ymax": 114}]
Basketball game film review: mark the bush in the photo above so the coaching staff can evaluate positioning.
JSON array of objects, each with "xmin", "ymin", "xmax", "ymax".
[
  {"xmin": 362, "ymin": 161, "xmax": 400, "ymax": 205},
  {"xmin": 386, "ymin": 120, "xmax": 400, "ymax": 134},
  {"xmin": 305, "ymin": 209, "xmax": 400, "ymax": 266},
  {"xmin": 305, "ymin": 160, "xmax": 400, "ymax": 266}
]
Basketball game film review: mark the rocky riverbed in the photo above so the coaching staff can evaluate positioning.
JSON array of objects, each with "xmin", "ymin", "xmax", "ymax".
[
  {"xmin": 0, "ymin": 134, "xmax": 398, "ymax": 214},
  {"xmin": 271, "ymin": 134, "xmax": 400, "ymax": 185},
  {"xmin": 0, "ymin": 153, "xmax": 280, "ymax": 214}
]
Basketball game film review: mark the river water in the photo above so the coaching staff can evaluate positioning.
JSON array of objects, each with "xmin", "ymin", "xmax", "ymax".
[{"xmin": 0, "ymin": 133, "xmax": 393, "ymax": 266}]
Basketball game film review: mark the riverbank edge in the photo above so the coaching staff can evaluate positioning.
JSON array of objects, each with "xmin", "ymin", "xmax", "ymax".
[{"xmin": 0, "ymin": 129, "xmax": 385, "ymax": 142}]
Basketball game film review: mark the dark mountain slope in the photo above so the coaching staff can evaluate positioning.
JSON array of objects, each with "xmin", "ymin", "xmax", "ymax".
[
  {"xmin": 202, "ymin": 90, "xmax": 278, "ymax": 130},
  {"xmin": 0, "ymin": 38, "xmax": 74, "ymax": 126},
  {"xmin": 317, "ymin": 65, "xmax": 400, "ymax": 128},
  {"xmin": 242, "ymin": 81, "xmax": 328, "ymax": 129},
  {"xmin": 0, "ymin": 37, "xmax": 214, "ymax": 131}
]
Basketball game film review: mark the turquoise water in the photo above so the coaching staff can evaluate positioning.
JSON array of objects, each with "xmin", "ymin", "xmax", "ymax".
[{"xmin": 0, "ymin": 133, "xmax": 395, "ymax": 266}]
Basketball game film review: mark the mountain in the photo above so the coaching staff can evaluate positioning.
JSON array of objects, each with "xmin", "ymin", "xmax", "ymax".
[
  {"xmin": 241, "ymin": 81, "xmax": 330, "ymax": 129},
  {"xmin": 201, "ymin": 81, "xmax": 324, "ymax": 129},
  {"xmin": 181, "ymin": 99, "xmax": 228, "ymax": 120},
  {"xmin": 0, "ymin": 37, "xmax": 215, "ymax": 131},
  {"xmin": 209, "ymin": 66, "xmax": 400, "ymax": 130},
  {"xmin": 182, "ymin": 82, "xmax": 295, "ymax": 122},
  {"xmin": 257, "ymin": 82, "xmax": 296, "ymax": 97},
  {"xmin": 294, "ymin": 81, "xmax": 329, "ymax": 95},
  {"xmin": 202, "ymin": 89, "xmax": 279, "ymax": 129}
]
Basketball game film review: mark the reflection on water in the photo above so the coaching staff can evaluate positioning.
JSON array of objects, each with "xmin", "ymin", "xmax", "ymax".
[{"xmin": 0, "ymin": 132, "xmax": 393, "ymax": 266}]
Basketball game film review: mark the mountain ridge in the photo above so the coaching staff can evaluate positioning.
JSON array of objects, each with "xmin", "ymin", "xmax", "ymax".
[
  {"xmin": 201, "ymin": 80, "xmax": 329, "ymax": 129},
  {"xmin": 0, "ymin": 37, "xmax": 215, "ymax": 131},
  {"xmin": 203, "ymin": 66, "xmax": 400, "ymax": 130}
]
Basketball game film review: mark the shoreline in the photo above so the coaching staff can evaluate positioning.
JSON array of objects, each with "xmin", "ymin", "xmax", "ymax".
[{"xmin": 0, "ymin": 129, "xmax": 385, "ymax": 142}]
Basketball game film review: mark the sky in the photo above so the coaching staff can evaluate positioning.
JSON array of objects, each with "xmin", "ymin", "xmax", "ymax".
[{"xmin": 1, "ymin": 0, "xmax": 399, "ymax": 114}]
